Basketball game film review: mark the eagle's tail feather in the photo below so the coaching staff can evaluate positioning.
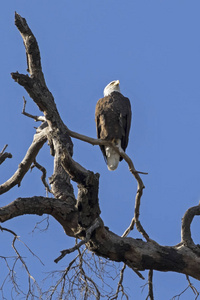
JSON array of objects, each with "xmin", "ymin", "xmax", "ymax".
[{"xmin": 105, "ymin": 140, "xmax": 121, "ymax": 171}]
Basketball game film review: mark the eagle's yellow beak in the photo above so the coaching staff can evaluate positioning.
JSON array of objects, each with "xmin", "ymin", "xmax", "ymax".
[{"xmin": 115, "ymin": 80, "xmax": 120, "ymax": 86}]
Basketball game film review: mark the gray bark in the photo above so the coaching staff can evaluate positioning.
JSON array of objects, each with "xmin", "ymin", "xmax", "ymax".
[{"xmin": 1, "ymin": 13, "xmax": 200, "ymax": 286}]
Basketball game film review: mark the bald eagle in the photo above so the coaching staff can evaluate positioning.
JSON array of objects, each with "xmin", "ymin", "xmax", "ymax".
[{"xmin": 95, "ymin": 80, "xmax": 132, "ymax": 171}]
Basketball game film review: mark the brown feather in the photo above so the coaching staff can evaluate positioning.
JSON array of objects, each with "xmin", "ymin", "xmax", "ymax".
[{"xmin": 95, "ymin": 91, "xmax": 131, "ymax": 162}]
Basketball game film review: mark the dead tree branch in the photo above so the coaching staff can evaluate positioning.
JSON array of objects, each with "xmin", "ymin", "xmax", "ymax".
[
  {"xmin": 65, "ymin": 129, "xmax": 149, "ymax": 241},
  {"xmin": 181, "ymin": 204, "xmax": 200, "ymax": 249},
  {"xmin": 46, "ymin": 254, "xmax": 80, "ymax": 299},
  {"xmin": 0, "ymin": 196, "xmax": 77, "ymax": 236},
  {"xmin": 9, "ymin": 12, "xmax": 200, "ymax": 281},
  {"xmin": 1, "ymin": 194, "xmax": 200, "ymax": 280},
  {"xmin": 0, "ymin": 12, "xmax": 199, "ymax": 300},
  {"xmin": 0, "ymin": 128, "xmax": 48, "ymax": 195},
  {"xmin": 0, "ymin": 225, "xmax": 42, "ymax": 298},
  {"xmin": 12, "ymin": 12, "xmax": 149, "ymax": 250},
  {"xmin": 110, "ymin": 264, "xmax": 128, "ymax": 300},
  {"xmin": 54, "ymin": 217, "xmax": 102, "ymax": 263},
  {"xmin": 186, "ymin": 275, "xmax": 199, "ymax": 299},
  {"xmin": 77, "ymin": 247, "xmax": 101, "ymax": 300},
  {"xmin": 0, "ymin": 144, "xmax": 8, "ymax": 155},
  {"xmin": 0, "ymin": 145, "xmax": 12, "ymax": 165},
  {"xmin": 171, "ymin": 275, "xmax": 199, "ymax": 300},
  {"xmin": 145, "ymin": 270, "xmax": 154, "ymax": 300},
  {"xmin": 22, "ymin": 96, "xmax": 45, "ymax": 122},
  {"xmin": 31, "ymin": 159, "xmax": 52, "ymax": 194}
]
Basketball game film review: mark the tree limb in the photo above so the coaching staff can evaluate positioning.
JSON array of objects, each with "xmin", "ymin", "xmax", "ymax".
[
  {"xmin": 2, "ymin": 13, "xmax": 200, "ymax": 296},
  {"xmin": 111, "ymin": 264, "xmax": 129, "ymax": 300},
  {"xmin": 0, "ymin": 128, "xmax": 47, "ymax": 195},
  {"xmin": 65, "ymin": 129, "xmax": 149, "ymax": 241},
  {"xmin": 0, "ymin": 145, "xmax": 12, "ymax": 165},
  {"xmin": 0, "ymin": 196, "xmax": 77, "ymax": 236},
  {"xmin": 54, "ymin": 217, "xmax": 102, "ymax": 263},
  {"xmin": 1, "ymin": 196, "xmax": 200, "ymax": 281},
  {"xmin": 31, "ymin": 159, "xmax": 52, "ymax": 194},
  {"xmin": 14, "ymin": 12, "xmax": 46, "ymax": 84},
  {"xmin": 181, "ymin": 204, "xmax": 200, "ymax": 250},
  {"xmin": 22, "ymin": 96, "xmax": 45, "ymax": 122},
  {"xmin": 12, "ymin": 12, "xmax": 150, "ymax": 248},
  {"xmin": 146, "ymin": 270, "xmax": 154, "ymax": 300}
]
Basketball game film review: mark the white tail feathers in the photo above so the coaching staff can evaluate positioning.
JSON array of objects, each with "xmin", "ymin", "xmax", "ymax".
[{"xmin": 105, "ymin": 140, "xmax": 121, "ymax": 171}]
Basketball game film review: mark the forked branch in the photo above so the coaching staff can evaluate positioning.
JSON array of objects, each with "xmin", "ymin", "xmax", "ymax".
[
  {"xmin": 22, "ymin": 96, "xmax": 45, "ymax": 122},
  {"xmin": 0, "ymin": 145, "xmax": 12, "ymax": 165},
  {"xmin": 0, "ymin": 128, "xmax": 47, "ymax": 195},
  {"xmin": 66, "ymin": 129, "xmax": 149, "ymax": 240},
  {"xmin": 54, "ymin": 217, "xmax": 102, "ymax": 263}
]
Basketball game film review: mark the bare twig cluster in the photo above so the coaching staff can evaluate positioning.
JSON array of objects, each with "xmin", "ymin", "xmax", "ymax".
[
  {"xmin": 43, "ymin": 246, "xmax": 129, "ymax": 300},
  {"xmin": 171, "ymin": 275, "xmax": 199, "ymax": 300},
  {"xmin": 0, "ymin": 226, "xmax": 42, "ymax": 299}
]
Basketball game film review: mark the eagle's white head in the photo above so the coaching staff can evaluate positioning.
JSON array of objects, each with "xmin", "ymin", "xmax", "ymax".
[{"xmin": 103, "ymin": 80, "xmax": 120, "ymax": 97}]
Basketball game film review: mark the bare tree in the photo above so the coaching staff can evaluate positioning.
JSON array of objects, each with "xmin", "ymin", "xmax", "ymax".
[{"xmin": 0, "ymin": 13, "xmax": 200, "ymax": 299}]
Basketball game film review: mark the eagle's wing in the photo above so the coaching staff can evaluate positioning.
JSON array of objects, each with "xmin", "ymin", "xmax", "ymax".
[
  {"xmin": 121, "ymin": 97, "xmax": 132, "ymax": 152},
  {"xmin": 95, "ymin": 106, "xmax": 107, "ymax": 162}
]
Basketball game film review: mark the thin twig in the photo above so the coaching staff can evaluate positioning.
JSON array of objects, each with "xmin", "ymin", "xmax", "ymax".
[
  {"xmin": 0, "ymin": 145, "xmax": 12, "ymax": 165},
  {"xmin": 171, "ymin": 275, "xmax": 199, "ymax": 300},
  {"xmin": 0, "ymin": 225, "xmax": 18, "ymax": 236},
  {"xmin": 31, "ymin": 216, "xmax": 50, "ymax": 233},
  {"xmin": 145, "ymin": 270, "xmax": 154, "ymax": 300},
  {"xmin": 77, "ymin": 247, "xmax": 101, "ymax": 299},
  {"xmin": 110, "ymin": 263, "xmax": 128, "ymax": 300},
  {"xmin": 126, "ymin": 260, "xmax": 145, "ymax": 280},
  {"xmin": 31, "ymin": 159, "xmax": 52, "ymax": 194},
  {"xmin": 12, "ymin": 236, "xmax": 36, "ymax": 288},
  {"xmin": 54, "ymin": 240, "xmax": 87, "ymax": 264},
  {"xmin": 54, "ymin": 217, "xmax": 102, "ymax": 263},
  {"xmin": 0, "ymin": 145, "xmax": 8, "ymax": 155},
  {"xmin": 0, "ymin": 226, "xmax": 44, "ymax": 266},
  {"xmin": 22, "ymin": 96, "xmax": 46, "ymax": 122},
  {"xmin": 186, "ymin": 275, "xmax": 199, "ymax": 299},
  {"xmin": 47, "ymin": 254, "xmax": 80, "ymax": 299},
  {"xmin": 122, "ymin": 217, "xmax": 135, "ymax": 237},
  {"xmin": 0, "ymin": 225, "xmax": 42, "ymax": 297}
]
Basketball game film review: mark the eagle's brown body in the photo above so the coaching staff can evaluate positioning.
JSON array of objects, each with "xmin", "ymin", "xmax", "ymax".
[{"xmin": 95, "ymin": 91, "xmax": 131, "ymax": 165}]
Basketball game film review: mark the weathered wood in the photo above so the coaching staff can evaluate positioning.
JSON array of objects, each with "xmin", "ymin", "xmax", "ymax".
[
  {"xmin": 0, "ymin": 129, "xmax": 47, "ymax": 195},
  {"xmin": 0, "ymin": 13, "xmax": 200, "ymax": 291},
  {"xmin": 0, "ymin": 196, "xmax": 200, "ymax": 280}
]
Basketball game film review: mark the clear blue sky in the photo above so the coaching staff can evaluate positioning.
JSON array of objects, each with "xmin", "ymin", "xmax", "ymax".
[{"xmin": 1, "ymin": 1, "xmax": 200, "ymax": 299}]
